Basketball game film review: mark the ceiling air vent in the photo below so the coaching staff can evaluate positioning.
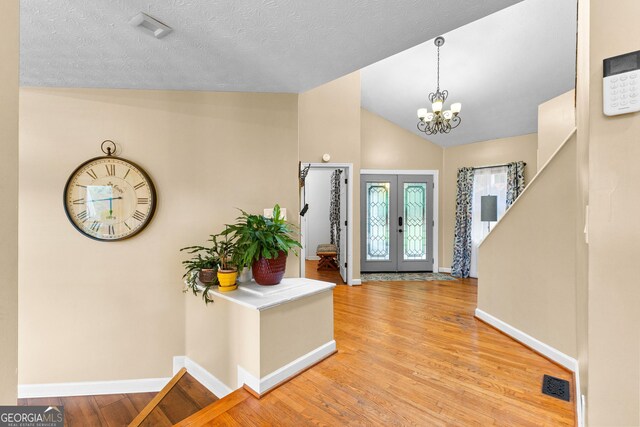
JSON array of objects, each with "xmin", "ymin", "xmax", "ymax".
[{"xmin": 129, "ymin": 12, "xmax": 172, "ymax": 39}]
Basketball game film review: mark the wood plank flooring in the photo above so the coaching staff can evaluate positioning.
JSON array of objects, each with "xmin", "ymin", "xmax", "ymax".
[
  {"xmin": 19, "ymin": 273, "xmax": 575, "ymax": 426},
  {"xmin": 205, "ymin": 274, "xmax": 575, "ymax": 425},
  {"xmin": 305, "ymin": 259, "xmax": 345, "ymax": 284},
  {"xmin": 18, "ymin": 372, "xmax": 217, "ymax": 427}
]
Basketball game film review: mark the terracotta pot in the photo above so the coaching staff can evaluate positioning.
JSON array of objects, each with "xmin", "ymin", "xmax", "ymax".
[
  {"xmin": 198, "ymin": 268, "xmax": 216, "ymax": 284},
  {"xmin": 252, "ymin": 251, "xmax": 287, "ymax": 286}
]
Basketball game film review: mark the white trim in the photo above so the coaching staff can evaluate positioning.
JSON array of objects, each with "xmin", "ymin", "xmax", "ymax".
[
  {"xmin": 475, "ymin": 308, "xmax": 578, "ymax": 372},
  {"xmin": 439, "ymin": 267, "xmax": 451, "ymax": 273},
  {"xmin": 300, "ymin": 163, "xmax": 354, "ymax": 286},
  {"xmin": 475, "ymin": 308, "xmax": 583, "ymax": 422},
  {"xmin": 360, "ymin": 169, "xmax": 439, "ymax": 273},
  {"xmin": 237, "ymin": 340, "xmax": 336, "ymax": 395},
  {"xmin": 351, "ymin": 279, "xmax": 362, "ymax": 286},
  {"xmin": 173, "ymin": 356, "xmax": 233, "ymax": 398},
  {"xmin": 18, "ymin": 377, "xmax": 170, "ymax": 398},
  {"xmin": 305, "ymin": 256, "xmax": 320, "ymax": 261}
]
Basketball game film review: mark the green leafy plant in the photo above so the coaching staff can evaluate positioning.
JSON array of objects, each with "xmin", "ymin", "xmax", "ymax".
[
  {"xmin": 180, "ymin": 235, "xmax": 222, "ymax": 304},
  {"xmin": 217, "ymin": 230, "xmax": 237, "ymax": 272},
  {"xmin": 223, "ymin": 204, "xmax": 302, "ymax": 268}
]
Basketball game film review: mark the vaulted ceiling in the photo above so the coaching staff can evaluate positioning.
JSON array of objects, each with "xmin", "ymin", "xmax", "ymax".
[
  {"xmin": 20, "ymin": 0, "xmax": 521, "ymax": 92},
  {"xmin": 361, "ymin": 0, "xmax": 578, "ymax": 146}
]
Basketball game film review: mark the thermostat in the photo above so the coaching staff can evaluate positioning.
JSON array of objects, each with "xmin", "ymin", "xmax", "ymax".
[{"xmin": 603, "ymin": 50, "xmax": 640, "ymax": 116}]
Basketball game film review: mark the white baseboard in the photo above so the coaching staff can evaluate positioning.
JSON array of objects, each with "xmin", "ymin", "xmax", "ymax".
[
  {"xmin": 305, "ymin": 256, "xmax": 321, "ymax": 261},
  {"xmin": 237, "ymin": 340, "xmax": 336, "ymax": 395},
  {"xmin": 18, "ymin": 377, "xmax": 170, "ymax": 398},
  {"xmin": 474, "ymin": 308, "xmax": 582, "ymax": 424},
  {"xmin": 439, "ymin": 267, "xmax": 451, "ymax": 273},
  {"xmin": 173, "ymin": 356, "xmax": 233, "ymax": 398},
  {"xmin": 350, "ymin": 279, "xmax": 362, "ymax": 286}
]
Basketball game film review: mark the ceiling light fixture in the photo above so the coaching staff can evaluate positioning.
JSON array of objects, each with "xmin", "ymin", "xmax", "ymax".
[
  {"xmin": 129, "ymin": 12, "xmax": 173, "ymax": 39},
  {"xmin": 417, "ymin": 36, "xmax": 461, "ymax": 135}
]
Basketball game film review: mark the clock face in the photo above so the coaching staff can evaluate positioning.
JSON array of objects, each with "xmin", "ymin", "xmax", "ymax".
[{"xmin": 64, "ymin": 156, "xmax": 157, "ymax": 241}]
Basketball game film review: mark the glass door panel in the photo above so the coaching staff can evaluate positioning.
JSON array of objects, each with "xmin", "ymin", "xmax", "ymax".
[
  {"xmin": 360, "ymin": 175, "xmax": 398, "ymax": 272},
  {"xmin": 397, "ymin": 175, "xmax": 433, "ymax": 271}
]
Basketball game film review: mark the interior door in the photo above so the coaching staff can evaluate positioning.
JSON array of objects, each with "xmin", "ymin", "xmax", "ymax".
[
  {"xmin": 361, "ymin": 174, "xmax": 433, "ymax": 272},
  {"xmin": 339, "ymin": 170, "xmax": 348, "ymax": 282}
]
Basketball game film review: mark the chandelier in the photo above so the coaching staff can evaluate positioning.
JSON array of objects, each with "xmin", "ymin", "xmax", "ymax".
[{"xmin": 417, "ymin": 36, "xmax": 461, "ymax": 135}]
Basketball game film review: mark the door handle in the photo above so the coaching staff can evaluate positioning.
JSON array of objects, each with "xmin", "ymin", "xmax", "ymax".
[{"xmin": 398, "ymin": 216, "xmax": 403, "ymax": 232}]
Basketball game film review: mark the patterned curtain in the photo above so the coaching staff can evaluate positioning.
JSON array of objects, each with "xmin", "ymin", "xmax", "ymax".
[
  {"xmin": 451, "ymin": 167, "xmax": 475, "ymax": 278},
  {"xmin": 506, "ymin": 161, "xmax": 526, "ymax": 208},
  {"xmin": 329, "ymin": 170, "xmax": 341, "ymax": 262}
]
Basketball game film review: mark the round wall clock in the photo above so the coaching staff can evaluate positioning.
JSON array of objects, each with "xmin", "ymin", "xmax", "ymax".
[{"xmin": 63, "ymin": 141, "xmax": 157, "ymax": 241}]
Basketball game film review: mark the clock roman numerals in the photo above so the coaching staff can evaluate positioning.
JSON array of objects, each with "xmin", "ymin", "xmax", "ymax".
[{"xmin": 65, "ymin": 156, "xmax": 155, "ymax": 241}]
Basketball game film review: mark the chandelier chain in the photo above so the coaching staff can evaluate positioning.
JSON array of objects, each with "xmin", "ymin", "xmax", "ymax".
[{"xmin": 436, "ymin": 44, "xmax": 440, "ymax": 92}]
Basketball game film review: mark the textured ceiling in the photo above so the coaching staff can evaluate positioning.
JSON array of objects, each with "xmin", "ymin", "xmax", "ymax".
[
  {"xmin": 361, "ymin": 0, "xmax": 578, "ymax": 147},
  {"xmin": 20, "ymin": 0, "xmax": 522, "ymax": 92}
]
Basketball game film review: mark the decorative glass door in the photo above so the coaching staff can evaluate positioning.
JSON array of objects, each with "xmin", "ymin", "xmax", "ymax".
[{"xmin": 361, "ymin": 174, "xmax": 434, "ymax": 272}]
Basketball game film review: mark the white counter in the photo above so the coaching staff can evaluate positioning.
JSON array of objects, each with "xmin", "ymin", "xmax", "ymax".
[{"xmin": 203, "ymin": 277, "xmax": 336, "ymax": 311}]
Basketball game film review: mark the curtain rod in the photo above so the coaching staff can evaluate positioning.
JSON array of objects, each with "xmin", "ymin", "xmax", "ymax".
[{"xmin": 473, "ymin": 162, "xmax": 527, "ymax": 171}]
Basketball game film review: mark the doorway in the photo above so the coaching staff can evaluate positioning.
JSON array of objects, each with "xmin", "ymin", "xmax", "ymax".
[
  {"xmin": 299, "ymin": 163, "xmax": 353, "ymax": 285},
  {"xmin": 360, "ymin": 172, "xmax": 436, "ymax": 272}
]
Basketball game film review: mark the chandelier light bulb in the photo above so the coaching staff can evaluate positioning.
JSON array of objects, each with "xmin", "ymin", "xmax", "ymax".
[
  {"xmin": 417, "ymin": 108, "xmax": 428, "ymax": 120},
  {"xmin": 432, "ymin": 100, "xmax": 443, "ymax": 113},
  {"xmin": 451, "ymin": 103, "xmax": 462, "ymax": 114}
]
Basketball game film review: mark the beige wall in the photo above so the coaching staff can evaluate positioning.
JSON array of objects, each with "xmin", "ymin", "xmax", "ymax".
[
  {"xmin": 441, "ymin": 134, "xmax": 538, "ymax": 268},
  {"xmin": 478, "ymin": 135, "xmax": 578, "ymax": 358},
  {"xmin": 260, "ymin": 291, "xmax": 333, "ymax": 376},
  {"xmin": 360, "ymin": 109, "xmax": 443, "ymax": 171},
  {"xmin": 19, "ymin": 88, "xmax": 299, "ymax": 384},
  {"xmin": 538, "ymin": 90, "xmax": 576, "ymax": 170},
  {"xmin": 185, "ymin": 295, "xmax": 261, "ymax": 387},
  {"xmin": 587, "ymin": 0, "xmax": 640, "ymax": 423},
  {"xmin": 0, "ymin": 0, "xmax": 19, "ymax": 405},
  {"xmin": 298, "ymin": 72, "xmax": 361, "ymax": 279}
]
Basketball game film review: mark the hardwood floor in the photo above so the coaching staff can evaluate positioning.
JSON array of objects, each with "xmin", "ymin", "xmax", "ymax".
[
  {"xmin": 211, "ymin": 274, "xmax": 575, "ymax": 425},
  {"xmin": 305, "ymin": 259, "xmax": 345, "ymax": 284},
  {"xmin": 20, "ymin": 274, "xmax": 575, "ymax": 426},
  {"xmin": 18, "ymin": 372, "xmax": 217, "ymax": 427}
]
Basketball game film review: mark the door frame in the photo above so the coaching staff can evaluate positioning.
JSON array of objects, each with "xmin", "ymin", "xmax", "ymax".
[
  {"xmin": 299, "ymin": 163, "xmax": 355, "ymax": 286},
  {"xmin": 360, "ymin": 169, "xmax": 439, "ymax": 274}
]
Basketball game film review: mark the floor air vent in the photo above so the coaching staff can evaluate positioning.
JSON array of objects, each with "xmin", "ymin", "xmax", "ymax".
[{"xmin": 541, "ymin": 374, "xmax": 571, "ymax": 402}]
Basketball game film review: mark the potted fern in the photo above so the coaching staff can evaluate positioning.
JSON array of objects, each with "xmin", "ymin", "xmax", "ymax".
[
  {"xmin": 224, "ymin": 204, "xmax": 301, "ymax": 286},
  {"xmin": 180, "ymin": 236, "xmax": 220, "ymax": 303}
]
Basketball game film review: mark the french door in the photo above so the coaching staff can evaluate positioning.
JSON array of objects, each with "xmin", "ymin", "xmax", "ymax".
[{"xmin": 360, "ymin": 174, "xmax": 434, "ymax": 272}]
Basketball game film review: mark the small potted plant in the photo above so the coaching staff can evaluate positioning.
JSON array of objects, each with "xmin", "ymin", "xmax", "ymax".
[
  {"xmin": 180, "ymin": 237, "xmax": 220, "ymax": 303},
  {"xmin": 224, "ymin": 204, "xmax": 301, "ymax": 286},
  {"xmin": 215, "ymin": 232, "xmax": 238, "ymax": 292}
]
